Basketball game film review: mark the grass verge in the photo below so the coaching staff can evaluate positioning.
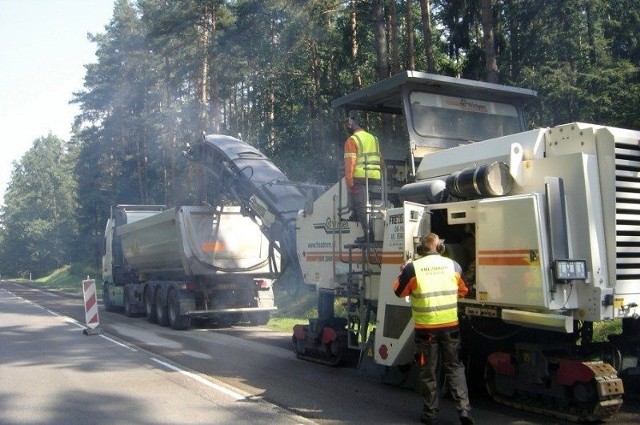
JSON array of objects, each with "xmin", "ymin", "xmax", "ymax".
[
  {"xmin": 15, "ymin": 263, "xmax": 100, "ymax": 298},
  {"xmin": 269, "ymin": 286, "xmax": 318, "ymax": 332}
]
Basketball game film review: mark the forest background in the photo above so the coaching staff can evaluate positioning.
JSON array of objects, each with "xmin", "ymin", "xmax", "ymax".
[{"xmin": 0, "ymin": 0, "xmax": 638, "ymax": 279}]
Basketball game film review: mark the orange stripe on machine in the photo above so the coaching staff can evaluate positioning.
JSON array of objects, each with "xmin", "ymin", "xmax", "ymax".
[
  {"xmin": 303, "ymin": 251, "xmax": 403, "ymax": 264},
  {"xmin": 477, "ymin": 249, "xmax": 536, "ymax": 266}
]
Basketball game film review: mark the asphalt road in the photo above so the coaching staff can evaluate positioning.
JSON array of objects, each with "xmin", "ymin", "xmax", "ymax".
[
  {"xmin": 1, "ymin": 280, "xmax": 638, "ymax": 425},
  {"xmin": 0, "ymin": 284, "xmax": 311, "ymax": 425}
]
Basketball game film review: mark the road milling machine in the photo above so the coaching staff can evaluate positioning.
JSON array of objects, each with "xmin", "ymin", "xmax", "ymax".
[{"xmin": 107, "ymin": 71, "xmax": 638, "ymax": 422}]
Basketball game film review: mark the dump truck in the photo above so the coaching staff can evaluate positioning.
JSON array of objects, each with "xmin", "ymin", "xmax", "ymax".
[{"xmin": 102, "ymin": 204, "xmax": 279, "ymax": 329}]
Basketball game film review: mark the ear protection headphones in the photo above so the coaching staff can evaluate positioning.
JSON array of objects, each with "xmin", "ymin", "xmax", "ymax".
[{"xmin": 436, "ymin": 240, "xmax": 446, "ymax": 254}]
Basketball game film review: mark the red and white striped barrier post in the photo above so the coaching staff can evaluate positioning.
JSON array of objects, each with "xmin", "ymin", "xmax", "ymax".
[{"xmin": 82, "ymin": 277, "xmax": 102, "ymax": 335}]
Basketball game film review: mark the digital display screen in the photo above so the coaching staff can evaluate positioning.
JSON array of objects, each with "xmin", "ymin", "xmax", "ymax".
[{"xmin": 552, "ymin": 259, "xmax": 587, "ymax": 281}]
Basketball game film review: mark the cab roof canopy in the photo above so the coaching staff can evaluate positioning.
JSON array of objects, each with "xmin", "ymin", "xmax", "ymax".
[
  {"xmin": 331, "ymin": 70, "xmax": 538, "ymax": 114},
  {"xmin": 331, "ymin": 71, "xmax": 538, "ymax": 152}
]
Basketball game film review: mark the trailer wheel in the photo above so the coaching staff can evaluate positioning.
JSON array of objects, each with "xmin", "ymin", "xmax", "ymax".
[
  {"xmin": 144, "ymin": 286, "xmax": 157, "ymax": 323},
  {"xmin": 155, "ymin": 288, "xmax": 169, "ymax": 327},
  {"xmin": 168, "ymin": 289, "xmax": 191, "ymax": 330}
]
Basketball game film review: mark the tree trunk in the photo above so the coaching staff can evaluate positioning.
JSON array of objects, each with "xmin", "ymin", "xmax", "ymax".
[
  {"xmin": 504, "ymin": 0, "xmax": 520, "ymax": 81},
  {"xmin": 309, "ymin": 40, "xmax": 325, "ymax": 152},
  {"xmin": 199, "ymin": 36, "xmax": 208, "ymax": 134},
  {"xmin": 420, "ymin": 0, "xmax": 435, "ymax": 72},
  {"xmin": 349, "ymin": 0, "xmax": 362, "ymax": 89},
  {"xmin": 374, "ymin": 0, "xmax": 388, "ymax": 81},
  {"xmin": 208, "ymin": 4, "xmax": 220, "ymax": 133},
  {"xmin": 585, "ymin": 0, "xmax": 597, "ymax": 65},
  {"xmin": 406, "ymin": 0, "xmax": 416, "ymax": 70},
  {"xmin": 135, "ymin": 135, "xmax": 148, "ymax": 204},
  {"xmin": 389, "ymin": 0, "xmax": 401, "ymax": 75},
  {"xmin": 481, "ymin": 0, "xmax": 499, "ymax": 83}
]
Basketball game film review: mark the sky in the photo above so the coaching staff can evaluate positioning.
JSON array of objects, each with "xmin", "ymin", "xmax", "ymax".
[{"xmin": 0, "ymin": 0, "xmax": 115, "ymax": 205}]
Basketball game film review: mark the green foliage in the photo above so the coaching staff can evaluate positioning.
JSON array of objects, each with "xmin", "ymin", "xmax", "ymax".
[
  {"xmin": 593, "ymin": 320, "xmax": 623, "ymax": 343},
  {"xmin": 31, "ymin": 263, "xmax": 100, "ymax": 297},
  {"xmin": 267, "ymin": 286, "xmax": 318, "ymax": 332},
  {"xmin": 0, "ymin": 135, "xmax": 78, "ymax": 278}
]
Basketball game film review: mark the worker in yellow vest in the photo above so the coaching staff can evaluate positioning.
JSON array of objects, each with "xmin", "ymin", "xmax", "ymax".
[
  {"xmin": 343, "ymin": 112, "xmax": 382, "ymax": 243},
  {"xmin": 393, "ymin": 232, "xmax": 474, "ymax": 425}
]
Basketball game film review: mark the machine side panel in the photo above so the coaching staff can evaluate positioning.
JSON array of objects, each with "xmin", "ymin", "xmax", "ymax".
[{"xmin": 476, "ymin": 194, "xmax": 551, "ymax": 309}]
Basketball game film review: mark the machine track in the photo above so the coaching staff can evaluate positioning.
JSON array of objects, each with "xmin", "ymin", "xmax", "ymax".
[
  {"xmin": 487, "ymin": 360, "xmax": 624, "ymax": 422},
  {"xmin": 292, "ymin": 319, "xmax": 350, "ymax": 366}
]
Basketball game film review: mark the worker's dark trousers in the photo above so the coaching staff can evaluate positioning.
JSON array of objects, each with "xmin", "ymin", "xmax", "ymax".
[
  {"xmin": 348, "ymin": 178, "xmax": 380, "ymax": 238},
  {"xmin": 415, "ymin": 330, "xmax": 471, "ymax": 420}
]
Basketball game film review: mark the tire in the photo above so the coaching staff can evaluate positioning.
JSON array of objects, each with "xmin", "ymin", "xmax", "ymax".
[
  {"xmin": 112, "ymin": 237, "xmax": 125, "ymax": 285},
  {"xmin": 168, "ymin": 289, "xmax": 191, "ymax": 330},
  {"xmin": 103, "ymin": 285, "xmax": 116, "ymax": 312},
  {"xmin": 155, "ymin": 288, "xmax": 169, "ymax": 327},
  {"xmin": 124, "ymin": 287, "xmax": 134, "ymax": 317},
  {"xmin": 144, "ymin": 286, "xmax": 157, "ymax": 323},
  {"xmin": 248, "ymin": 311, "xmax": 271, "ymax": 326}
]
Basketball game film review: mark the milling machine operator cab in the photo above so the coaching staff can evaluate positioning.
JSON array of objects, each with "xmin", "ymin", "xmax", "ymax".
[{"xmin": 331, "ymin": 70, "xmax": 538, "ymax": 202}]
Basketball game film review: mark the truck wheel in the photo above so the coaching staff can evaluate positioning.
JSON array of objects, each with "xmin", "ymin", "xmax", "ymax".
[
  {"xmin": 103, "ymin": 286, "xmax": 115, "ymax": 312},
  {"xmin": 168, "ymin": 289, "xmax": 191, "ymax": 330},
  {"xmin": 124, "ymin": 287, "xmax": 134, "ymax": 317},
  {"xmin": 144, "ymin": 286, "xmax": 157, "ymax": 323},
  {"xmin": 248, "ymin": 311, "xmax": 270, "ymax": 326},
  {"xmin": 155, "ymin": 288, "xmax": 169, "ymax": 327}
]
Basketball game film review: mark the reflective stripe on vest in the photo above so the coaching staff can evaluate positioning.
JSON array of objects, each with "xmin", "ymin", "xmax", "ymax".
[
  {"xmin": 352, "ymin": 132, "xmax": 381, "ymax": 180},
  {"xmin": 411, "ymin": 255, "xmax": 459, "ymax": 327}
]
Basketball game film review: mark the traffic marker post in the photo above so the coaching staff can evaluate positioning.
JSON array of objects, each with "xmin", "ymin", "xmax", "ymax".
[{"xmin": 82, "ymin": 277, "xmax": 103, "ymax": 335}]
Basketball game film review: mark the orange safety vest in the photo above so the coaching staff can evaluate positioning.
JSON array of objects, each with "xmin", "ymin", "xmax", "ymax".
[{"xmin": 351, "ymin": 132, "xmax": 382, "ymax": 180}]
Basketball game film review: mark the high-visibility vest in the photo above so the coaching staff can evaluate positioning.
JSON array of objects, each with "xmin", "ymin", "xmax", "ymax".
[
  {"xmin": 411, "ymin": 255, "xmax": 459, "ymax": 327},
  {"xmin": 352, "ymin": 131, "xmax": 382, "ymax": 180}
]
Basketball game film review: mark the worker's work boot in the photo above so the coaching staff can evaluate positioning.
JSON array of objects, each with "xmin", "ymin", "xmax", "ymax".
[
  {"xmin": 354, "ymin": 229, "xmax": 374, "ymax": 244},
  {"xmin": 459, "ymin": 412, "xmax": 474, "ymax": 425}
]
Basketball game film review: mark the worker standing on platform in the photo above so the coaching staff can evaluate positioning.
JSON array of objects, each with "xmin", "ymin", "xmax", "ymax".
[{"xmin": 343, "ymin": 112, "xmax": 382, "ymax": 243}]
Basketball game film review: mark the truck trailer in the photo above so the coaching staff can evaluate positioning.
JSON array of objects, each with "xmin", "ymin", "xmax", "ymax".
[{"xmin": 102, "ymin": 204, "xmax": 279, "ymax": 329}]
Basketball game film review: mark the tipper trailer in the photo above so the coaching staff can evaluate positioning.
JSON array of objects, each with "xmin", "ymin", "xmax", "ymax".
[{"xmin": 102, "ymin": 204, "xmax": 279, "ymax": 329}]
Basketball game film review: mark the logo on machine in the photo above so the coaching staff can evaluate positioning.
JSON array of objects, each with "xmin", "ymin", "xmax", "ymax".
[
  {"xmin": 445, "ymin": 97, "xmax": 488, "ymax": 113},
  {"xmin": 458, "ymin": 98, "xmax": 488, "ymax": 112},
  {"xmin": 388, "ymin": 214, "xmax": 403, "ymax": 225},
  {"xmin": 314, "ymin": 218, "xmax": 350, "ymax": 234}
]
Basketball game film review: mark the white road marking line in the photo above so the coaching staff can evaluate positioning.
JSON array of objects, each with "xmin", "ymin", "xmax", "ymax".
[
  {"xmin": 100, "ymin": 334, "xmax": 137, "ymax": 351},
  {"xmin": 67, "ymin": 319, "xmax": 87, "ymax": 329},
  {"xmin": 3, "ymin": 288, "xmax": 137, "ymax": 352},
  {"xmin": 150, "ymin": 357, "xmax": 248, "ymax": 401}
]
